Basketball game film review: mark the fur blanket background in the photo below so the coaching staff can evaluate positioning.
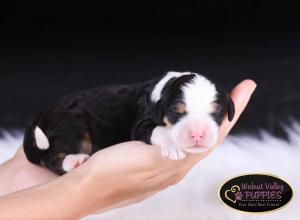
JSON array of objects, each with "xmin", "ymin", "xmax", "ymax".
[{"xmin": 1, "ymin": 126, "xmax": 299, "ymax": 220}]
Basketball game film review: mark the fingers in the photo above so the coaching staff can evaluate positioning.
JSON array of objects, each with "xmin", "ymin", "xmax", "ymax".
[
  {"xmin": 183, "ymin": 79, "xmax": 257, "ymax": 165},
  {"xmin": 217, "ymin": 79, "xmax": 257, "ymax": 143}
]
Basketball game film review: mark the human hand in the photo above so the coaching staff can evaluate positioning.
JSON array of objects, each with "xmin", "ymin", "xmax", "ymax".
[
  {"xmin": 0, "ymin": 79, "xmax": 256, "ymax": 218},
  {"xmin": 75, "ymin": 79, "xmax": 257, "ymax": 215},
  {"xmin": 0, "ymin": 146, "xmax": 58, "ymax": 197}
]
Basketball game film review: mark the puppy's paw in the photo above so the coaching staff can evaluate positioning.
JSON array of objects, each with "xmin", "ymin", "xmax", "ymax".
[
  {"xmin": 161, "ymin": 146, "xmax": 186, "ymax": 160},
  {"xmin": 62, "ymin": 153, "xmax": 90, "ymax": 172},
  {"xmin": 151, "ymin": 126, "xmax": 186, "ymax": 160}
]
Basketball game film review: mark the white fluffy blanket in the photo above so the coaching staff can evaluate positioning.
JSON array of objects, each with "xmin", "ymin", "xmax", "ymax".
[{"xmin": 1, "ymin": 126, "xmax": 299, "ymax": 220}]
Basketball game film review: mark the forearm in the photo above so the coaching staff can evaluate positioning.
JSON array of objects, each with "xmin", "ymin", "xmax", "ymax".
[
  {"xmin": 0, "ymin": 143, "xmax": 165, "ymax": 219},
  {"xmin": 0, "ymin": 167, "xmax": 112, "ymax": 219}
]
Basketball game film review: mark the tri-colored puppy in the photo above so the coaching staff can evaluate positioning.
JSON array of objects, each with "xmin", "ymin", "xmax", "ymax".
[{"xmin": 23, "ymin": 71, "xmax": 235, "ymax": 175}]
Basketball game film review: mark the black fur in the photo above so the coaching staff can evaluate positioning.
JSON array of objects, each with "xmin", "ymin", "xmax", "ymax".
[
  {"xmin": 210, "ymin": 93, "xmax": 226, "ymax": 125},
  {"xmin": 225, "ymin": 94, "xmax": 235, "ymax": 122},
  {"xmin": 150, "ymin": 74, "xmax": 196, "ymax": 125},
  {"xmin": 24, "ymin": 81, "xmax": 158, "ymax": 174},
  {"xmin": 23, "ymin": 73, "xmax": 231, "ymax": 175}
]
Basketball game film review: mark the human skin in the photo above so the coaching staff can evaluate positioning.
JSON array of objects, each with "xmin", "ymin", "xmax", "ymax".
[{"xmin": 0, "ymin": 79, "xmax": 256, "ymax": 219}]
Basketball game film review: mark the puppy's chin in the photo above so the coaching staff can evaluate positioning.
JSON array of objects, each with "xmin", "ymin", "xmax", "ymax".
[
  {"xmin": 178, "ymin": 136, "xmax": 218, "ymax": 154},
  {"xmin": 183, "ymin": 145, "xmax": 212, "ymax": 154}
]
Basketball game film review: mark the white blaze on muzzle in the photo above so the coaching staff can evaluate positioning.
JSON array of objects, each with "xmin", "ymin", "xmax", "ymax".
[{"xmin": 170, "ymin": 113, "xmax": 219, "ymax": 152}]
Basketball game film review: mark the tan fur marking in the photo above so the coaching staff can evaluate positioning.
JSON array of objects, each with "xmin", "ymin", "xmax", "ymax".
[
  {"xmin": 163, "ymin": 117, "xmax": 172, "ymax": 128},
  {"xmin": 58, "ymin": 152, "xmax": 67, "ymax": 159},
  {"xmin": 176, "ymin": 102, "xmax": 186, "ymax": 114},
  {"xmin": 80, "ymin": 133, "xmax": 92, "ymax": 155},
  {"xmin": 210, "ymin": 103, "xmax": 218, "ymax": 113}
]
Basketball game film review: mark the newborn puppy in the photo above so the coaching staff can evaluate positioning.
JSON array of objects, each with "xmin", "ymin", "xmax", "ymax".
[{"xmin": 23, "ymin": 71, "xmax": 235, "ymax": 175}]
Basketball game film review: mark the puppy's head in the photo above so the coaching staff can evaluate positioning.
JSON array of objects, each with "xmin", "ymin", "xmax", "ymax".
[{"xmin": 150, "ymin": 71, "xmax": 235, "ymax": 153}]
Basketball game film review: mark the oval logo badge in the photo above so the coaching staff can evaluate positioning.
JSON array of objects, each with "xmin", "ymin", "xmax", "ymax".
[{"xmin": 219, "ymin": 174, "xmax": 293, "ymax": 213}]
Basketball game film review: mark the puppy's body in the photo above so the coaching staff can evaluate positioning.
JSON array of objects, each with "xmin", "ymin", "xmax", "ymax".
[
  {"xmin": 24, "ymin": 80, "xmax": 158, "ymax": 174},
  {"xmin": 23, "ymin": 72, "xmax": 234, "ymax": 175}
]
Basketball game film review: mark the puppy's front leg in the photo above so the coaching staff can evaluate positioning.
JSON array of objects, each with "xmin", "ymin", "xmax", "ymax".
[{"xmin": 150, "ymin": 126, "xmax": 186, "ymax": 160}]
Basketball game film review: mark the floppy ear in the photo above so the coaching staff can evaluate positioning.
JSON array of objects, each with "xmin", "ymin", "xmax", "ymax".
[
  {"xmin": 151, "ymin": 99, "xmax": 166, "ymax": 126},
  {"xmin": 225, "ymin": 94, "xmax": 235, "ymax": 121}
]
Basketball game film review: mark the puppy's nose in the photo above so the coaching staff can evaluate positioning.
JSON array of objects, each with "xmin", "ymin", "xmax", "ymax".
[{"xmin": 189, "ymin": 130, "xmax": 205, "ymax": 144}]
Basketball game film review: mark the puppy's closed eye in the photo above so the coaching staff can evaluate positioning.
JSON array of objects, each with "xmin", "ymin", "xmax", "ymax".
[{"xmin": 175, "ymin": 102, "xmax": 186, "ymax": 114}]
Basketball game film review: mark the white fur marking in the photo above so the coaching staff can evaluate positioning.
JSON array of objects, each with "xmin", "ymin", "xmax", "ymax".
[
  {"xmin": 62, "ymin": 154, "xmax": 90, "ymax": 172},
  {"xmin": 34, "ymin": 126, "xmax": 50, "ymax": 150},
  {"xmin": 150, "ymin": 73, "xmax": 219, "ymax": 156},
  {"xmin": 182, "ymin": 74, "xmax": 217, "ymax": 114},
  {"xmin": 163, "ymin": 146, "xmax": 186, "ymax": 160},
  {"xmin": 151, "ymin": 126, "xmax": 186, "ymax": 160},
  {"xmin": 151, "ymin": 71, "xmax": 192, "ymax": 102}
]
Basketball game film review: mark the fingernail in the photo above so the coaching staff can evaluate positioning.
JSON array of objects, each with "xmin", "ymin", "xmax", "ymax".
[{"xmin": 248, "ymin": 81, "xmax": 257, "ymax": 95}]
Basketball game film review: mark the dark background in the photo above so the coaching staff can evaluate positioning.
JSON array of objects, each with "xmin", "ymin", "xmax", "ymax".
[{"xmin": 1, "ymin": 1, "xmax": 300, "ymax": 137}]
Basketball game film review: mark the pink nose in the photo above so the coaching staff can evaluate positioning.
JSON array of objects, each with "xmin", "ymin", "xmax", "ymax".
[{"xmin": 189, "ymin": 130, "xmax": 205, "ymax": 143}]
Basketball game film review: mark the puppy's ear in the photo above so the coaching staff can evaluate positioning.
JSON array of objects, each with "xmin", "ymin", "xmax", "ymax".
[
  {"xmin": 151, "ymin": 99, "xmax": 166, "ymax": 126},
  {"xmin": 225, "ymin": 94, "xmax": 235, "ymax": 121}
]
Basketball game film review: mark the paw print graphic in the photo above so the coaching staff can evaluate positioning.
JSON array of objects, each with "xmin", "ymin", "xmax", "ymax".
[{"xmin": 235, "ymin": 192, "xmax": 243, "ymax": 201}]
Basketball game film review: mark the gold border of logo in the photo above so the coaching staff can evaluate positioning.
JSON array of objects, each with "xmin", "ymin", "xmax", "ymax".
[{"xmin": 218, "ymin": 173, "xmax": 294, "ymax": 214}]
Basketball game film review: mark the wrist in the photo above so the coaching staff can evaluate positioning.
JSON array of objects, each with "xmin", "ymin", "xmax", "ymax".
[{"xmin": 70, "ymin": 162, "xmax": 119, "ymax": 217}]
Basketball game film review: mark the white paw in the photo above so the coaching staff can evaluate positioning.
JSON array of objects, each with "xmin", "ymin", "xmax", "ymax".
[
  {"xmin": 62, "ymin": 153, "xmax": 90, "ymax": 172},
  {"xmin": 161, "ymin": 146, "xmax": 186, "ymax": 160},
  {"xmin": 150, "ymin": 126, "xmax": 186, "ymax": 160}
]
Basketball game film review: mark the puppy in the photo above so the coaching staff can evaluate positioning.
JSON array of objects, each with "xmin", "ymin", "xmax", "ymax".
[{"xmin": 23, "ymin": 71, "xmax": 235, "ymax": 175}]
